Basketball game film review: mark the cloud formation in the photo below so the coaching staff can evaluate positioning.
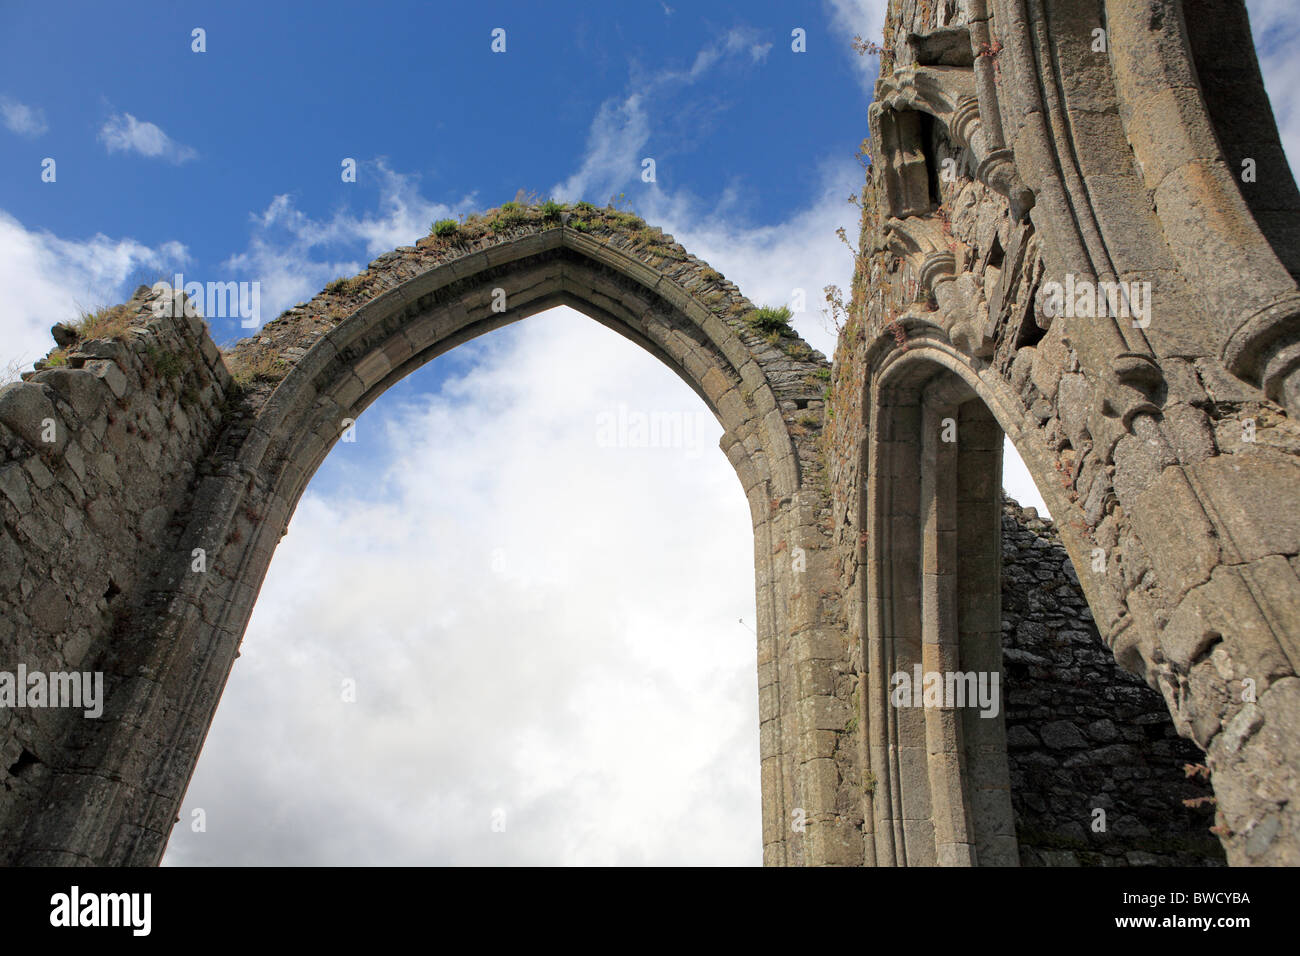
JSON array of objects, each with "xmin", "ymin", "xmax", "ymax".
[
  {"xmin": 825, "ymin": 0, "xmax": 890, "ymax": 93},
  {"xmin": 162, "ymin": 312, "xmax": 762, "ymax": 865},
  {"xmin": 100, "ymin": 112, "xmax": 198, "ymax": 164},
  {"xmin": 0, "ymin": 95, "xmax": 47, "ymax": 137},
  {"xmin": 220, "ymin": 161, "xmax": 474, "ymax": 333},
  {"xmin": 0, "ymin": 211, "xmax": 188, "ymax": 373}
]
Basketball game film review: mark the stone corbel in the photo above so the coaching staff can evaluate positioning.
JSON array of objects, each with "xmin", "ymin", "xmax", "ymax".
[
  {"xmin": 939, "ymin": 274, "xmax": 994, "ymax": 359},
  {"xmin": 1220, "ymin": 291, "xmax": 1300, "ymax": 413},
  {"xmin": 885, "ymin": 216, "xmax": 950, "ymax": 276},
  {"xmin": 884, "ymin": 216, "xmax": 992, "ymax": 356}
]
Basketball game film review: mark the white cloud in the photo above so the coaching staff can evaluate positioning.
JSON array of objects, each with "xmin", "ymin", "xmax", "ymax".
[
  {"xmin": 0, "ymin": 96, "xmax": 47, "ymax": 137},
  {"xmin": 162, "ymin": 311, "xmax": 761, "ymax": 865},
  {"xmin": 824, "ymin": 0, "xmax": 890, "ymax": 94},
  {"xmin": 0, "ymin": 211, "xmax": 188, "ymax": 371},
  {"xmin": 630, "ymin": 157, "xmax": 861, "ymax": 359},
  {"xmin": 99, "ymin": 112, "xmax": 197, "ymax": 164},
  {"xmin": 553, "ymin": 27, "xmax": 779, "ymax": 204},
  {"xmin": 551, "ymin": 94, "xmax": 651, "ymax": 206},
  {"xmin": 222, "ymin": 161, "xmax": 475, "ymax": 326}
]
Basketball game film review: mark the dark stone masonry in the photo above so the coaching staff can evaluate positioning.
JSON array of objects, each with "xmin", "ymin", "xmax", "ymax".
[{"xmin": 1000, "ymin": 500, "xmax": 1223, "ymax": 866}]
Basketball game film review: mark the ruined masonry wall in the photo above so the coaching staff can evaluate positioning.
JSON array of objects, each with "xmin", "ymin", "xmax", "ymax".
[
  {"xmin": 0, "ymin": 286, "xmax": 232, "ymax": 853},
  {"xmin": 1001, "ymin": 500, "xmax": 1223, "ymax": 866}
]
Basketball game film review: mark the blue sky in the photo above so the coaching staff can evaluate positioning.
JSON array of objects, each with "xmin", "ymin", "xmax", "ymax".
[
  {"xmin": 1, "ymin": 0, "xmax": 871, "ymax": 345},
  {"xmin": 1, "ymin": 1, "xmax": 1295, "ymax": 865}
]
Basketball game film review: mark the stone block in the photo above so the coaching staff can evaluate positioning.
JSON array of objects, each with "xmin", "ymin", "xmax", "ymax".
[
  {"xmin": 83, "ymin": 360, "xmax": 128, "ymax": 399},
  {"xmin": 1130, "ymin": 465, "xmax": 1221, "ymax": 597},
  {"xmin": 1192, "ymin": 456, "xmax": 1300, "ymax": 563}
]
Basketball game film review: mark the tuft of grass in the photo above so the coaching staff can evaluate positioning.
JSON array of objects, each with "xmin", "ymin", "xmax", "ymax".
[
  {"xmin": 145, "ymin": 344, "xmax": 185, "ymax": 380},
  {"xmin": 431, "ymin": 218, "xmax": 459, "ymax": 237},
  {"xmin": 540, "ymin": 199, "xmax": 565, "ymax": 220},
  {"xmin": 785, "ymin": 340, "xmax": 814, "ymax": 361},
  {"xmin": 228, "ymin": 350, "xmax": 287, "ymax": 388},
  {"xmin": 607, "ymin": 209, "xmax": 644, "ymax": 228},
  {"xmin": 574, "ymin": 201, "xmax": 596, "ymax": 213},
  {"xmin": 490, "ymin": 202, "xmax": 528, "ymax": 232},
  {"xmin": 745, "ymin": 305, "xmax": 794, "ymax": 335},
  {"xmin": 72, "ymin": 303, "xmax": 134, "ymax": 341},
  {"xmin": 701, "ymin": 267, "xmax": 723, "ymax": 283},
  {"xmin": 40, "ymin": 303, "xmax": 135, "ymax": 368},
  {"xmin": 326, "ymin": 275, "xmax": 368, "ymax": 296}
]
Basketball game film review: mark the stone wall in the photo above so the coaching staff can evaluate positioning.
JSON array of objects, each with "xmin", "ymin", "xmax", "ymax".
[
  {"xmin": 0, "ymin": 286, "xmax": 232, "ymax": 857},
  {"xmin": 1001, "ymin": 500, "xmax": 1223, "ymax": 866},
  {"xmin": 0, "ymin": 207, "xmax": 856, "ymax": 865},
  {"xmin": 826, "ymin": 0, "xmax": 1300, "ymax": 865},
  {"xmin": 5, "ymin": 0, "xmax": 1300, "ymax": 862}
]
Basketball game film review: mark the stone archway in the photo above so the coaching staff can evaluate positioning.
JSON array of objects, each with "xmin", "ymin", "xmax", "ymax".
[
  {"xmin": 860, "ymin": 338, "xmax": 1018, "ymax": 866},
  {"xmin": 827, "ymin": 0, "xmax": 1300, "ymax": 866},
  {"xmin": 3, "ymin": 0, "xmax": 1299, "ymax": 869},
  {"xmin": 0, "ymin": 206, "xmax": 855, "ymax": 865}
]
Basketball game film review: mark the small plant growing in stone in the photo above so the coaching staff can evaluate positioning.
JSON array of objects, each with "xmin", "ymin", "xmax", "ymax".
[
  {"xmin": 823, "ymin": 284, "xmax": 849, "ymax": 335},
  {"xmin": 608, "ymin": 209, "xmax": 645, "ymax": 228},
  {"xmin": 490, "ymin": 202, "xmax": 527, "ymax": 232},
  {"xmin": 144, "ymin": 344, "xmax": 184, "ymax": 380},
  {"xmin": 745, "ymin": 305, "xmax": 794, "ymax": 336},
  {"xmin": 634, "ymin": 226, "xmax": 670, "ymax": 247},
  {"xmin": 855, "ymin": 136, "xmax": 873, "ymax": 172},
  {"xmin": 430, "ymin": 218, "xmax": 459, "ymax": 237},
  {"xmin": 229, "ymin": 350, "xmax": 287, "ymax": 389},
  {"xmin": 851, "ymin": 35, "xmax": 884, "ymax": 56},
  {"xmin": 884, "ymin": 317, "xmax": 908, "ymax": 350},
  {"xmin": 786, "ymin": 340, "xmax": 814, "ymax": 361},
  {"xmin": 977, "ymin": 39, "xmax": 1004, "ymax": 75},
  {"xmin": 73, "ymin": 303, "xmax": 133, "ymax": 340},
  {"xmin": 539, "ymin": 199, "xmax": 565, "ymax": 220},
  {"xmin": 0, "ymin": 358, "xmax": 25, "ymax": 385}
]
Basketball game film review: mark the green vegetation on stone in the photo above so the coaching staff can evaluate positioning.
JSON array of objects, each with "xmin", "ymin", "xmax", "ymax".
[{"xmin": 745, "ymin": 305, "xmax": 794, "ymax": 335}]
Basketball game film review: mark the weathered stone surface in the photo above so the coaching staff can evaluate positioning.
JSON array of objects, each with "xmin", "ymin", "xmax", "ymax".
[{"xmin": 826, "ymin": 0, "xmax": 1300, "ymax": 867}]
